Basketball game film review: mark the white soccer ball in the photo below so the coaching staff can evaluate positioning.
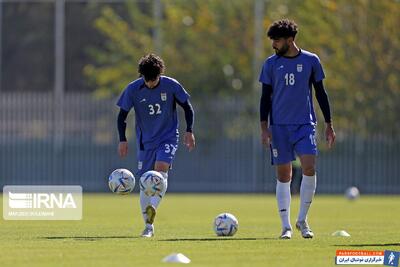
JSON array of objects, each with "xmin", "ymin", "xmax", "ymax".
[
  {"xmin": 214, "ymin": 213, "xmax": 239, "ymax": 236},
  {"xmin": 108, "ymin": 169, "xmax": 135, "ymax": 195},
  {"xmin": 345, "ymin": 186, "xmax": 360, "ymax": 200},
  {"xmin": 139, "ymin": 171, "xmax": 166, "ymax": 197}
]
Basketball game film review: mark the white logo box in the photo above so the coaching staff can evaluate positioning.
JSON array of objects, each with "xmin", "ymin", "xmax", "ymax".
[{"xmin": 3, "ymin": 185, "xmax": 82, "ymax": 220}]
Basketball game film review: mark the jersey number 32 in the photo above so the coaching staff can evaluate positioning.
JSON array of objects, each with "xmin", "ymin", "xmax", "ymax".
[{"xmin": 148, "ymin": 104, "xmax": 162, "ymax": 115}]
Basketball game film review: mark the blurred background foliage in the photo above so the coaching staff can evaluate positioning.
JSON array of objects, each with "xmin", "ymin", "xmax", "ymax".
[
  {"xmin": 3, "ymin": 0, "xmax": 399, "ymax": 137},
  {"xmin": 83, "ymin": 0, "xmax": 400, "ymax": 137}
]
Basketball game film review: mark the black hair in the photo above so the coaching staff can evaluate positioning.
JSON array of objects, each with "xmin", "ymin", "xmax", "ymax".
[
  {"xmin": 267, "ymin": 19, "xmax": 298, "ymax": 39},
  {"xmin": 138, "ymin": 53, "xmax": 165, "ymax": 81}
]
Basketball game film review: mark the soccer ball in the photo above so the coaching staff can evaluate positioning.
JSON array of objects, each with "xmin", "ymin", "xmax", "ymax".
[
  {"xmin": 213, "ymin": 213, "xmax": 239, "ymax": 236},
  {"xmin": 345, "ymin": 186, "xmax": 360, "ymax": 200},
  {"xmin": 139, "ymin": 171, "xmax": 166, "ymax": 197},
  {"xmin": 108, "ymin": 169, "xmax": 135, "ymax": 194}
]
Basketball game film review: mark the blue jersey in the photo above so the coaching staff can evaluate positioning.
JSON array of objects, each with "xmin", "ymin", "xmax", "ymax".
[
  {"xmin": 259, "ymin": 49, "xmax": 325, "ymax": 125},
  {"xmin": 117, "ymin": 76, "xmax": 190, "ymax": 150}
]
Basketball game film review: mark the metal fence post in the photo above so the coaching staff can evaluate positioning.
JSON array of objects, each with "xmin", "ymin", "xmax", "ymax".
[{"xmin": 253, "ymin": 0, "xmax": 264, "ymax": 191}]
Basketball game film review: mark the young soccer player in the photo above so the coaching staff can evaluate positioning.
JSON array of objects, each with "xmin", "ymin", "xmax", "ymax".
[
  {"xmin": 117, "ymin": 53, "xmax": 195, "ymax": 237},
  {"xmin": 259, "ymin": 19, "xmax": 335, "ymax": 239}
]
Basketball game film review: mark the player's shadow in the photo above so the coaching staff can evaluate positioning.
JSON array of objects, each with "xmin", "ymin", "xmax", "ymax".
[
  {"xmin": 160, "ymin": 237, "xmax": 275, "ymax": 242},
  {"xmin": 41, "ymin": 236, "xmax": 274, "ymax": 242},
  {"xmin": 41, "ymin": 236, "xmax": 140, "ymax": 241},
  {"xmin": 333, "ymin": 243, "xmax": 400, "ymax": 247}
]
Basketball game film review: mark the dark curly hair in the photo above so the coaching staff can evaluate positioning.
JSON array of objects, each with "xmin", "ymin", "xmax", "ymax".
[
  {"xmin": 138, "ymin": 53, "xmax": 165, "ymax": 81},
  {"xmin": 267, "ymin": 19, "xmax": 298, "ymax": 39}
]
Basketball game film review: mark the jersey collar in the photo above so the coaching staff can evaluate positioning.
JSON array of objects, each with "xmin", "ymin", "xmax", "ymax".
[
  {"xmin": 140, "ymin": 77, "xmax": 162, "ymax": 90},
  {"xmin": 282, "ymin": 49, "xmax": 302, "ymax": 59}
]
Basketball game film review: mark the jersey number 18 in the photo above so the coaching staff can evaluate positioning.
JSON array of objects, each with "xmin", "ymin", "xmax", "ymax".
[{"xmin": 284, "ymin": 73, "xmax": 295, "ymax": 86}]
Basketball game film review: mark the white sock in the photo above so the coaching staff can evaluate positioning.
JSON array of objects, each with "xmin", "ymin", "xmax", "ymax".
[
  {"xmin": 140, "ymin": 190, "xmax": 151, "ymax": 224},
  {"xmin": 298, "ymin": 174, "xmax": 316, "ymax": 222},
  {"xmin": 276, "ymin": 180, "xmax": 292, "ymax": 230},
  {"xmin": 140, "ymin": 171, "xmax": 169, "ymax": 225},
  {"xmin": 150, "ymin": 171, "xmax": 168, "ymax": 208}
]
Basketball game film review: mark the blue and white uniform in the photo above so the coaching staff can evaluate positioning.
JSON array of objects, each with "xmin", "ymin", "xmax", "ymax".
[
  {"xmin": 117, "ymin": 76, "xmax": 190, "ymax": 176},
  {"xmin": 259, "ymin": 50, "xmax": 325, "ymax": 164}
]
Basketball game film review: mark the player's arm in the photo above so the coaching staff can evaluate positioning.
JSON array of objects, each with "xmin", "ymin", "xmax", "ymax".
[
  {"xmin": 176, "ymin": 99, "xmax": 195, "ymax": 151},
  {"xmin": 117, "ymin": 108, "xmax": 129, "ymax": 157},
  {"xmin": 313, "ymin": 80, "xmax": 336, "ymax": 148},
  {"xmin": 260, "ymin": 83, "xmax": 273, "ymax": 146},
  {"xmin": 313, "ymin": 80, "xmax": 331, "ymax": 123}
]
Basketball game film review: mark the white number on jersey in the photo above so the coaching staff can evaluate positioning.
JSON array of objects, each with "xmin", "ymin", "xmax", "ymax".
[
  {"xmin": 284, "ymin": 73, "xmax": 295, "ymax": 86},
  {"xmin": 309, "ymin": 133, "xmax": 316, "ymax": 146},
  {"xmin": 164, "ymin": 144, "xmax": 177, "ymax": 155},
  {"xmin": 148, "ymin": 104, "xmax": 162, "ymax": 115}
]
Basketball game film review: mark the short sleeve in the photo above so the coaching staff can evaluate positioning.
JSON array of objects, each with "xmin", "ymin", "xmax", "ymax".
[
  {"xmin": 312, "ymin": 55, "xmax": 325, "ymax": 82},
  {"xmin": 259, "ymin": 60, "xmax": 273, "ymax": 85},
  {"xmin": 174, "ymin": 82, "xmax": 190, "ymax": 103},
  {"xmin": 116, "ymin": 85, "xmax": 134, "ymax": 111}
]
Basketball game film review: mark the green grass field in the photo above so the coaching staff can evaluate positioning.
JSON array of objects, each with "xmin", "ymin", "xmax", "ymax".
[{"xmin": 1, "ymin": 194, "xmax": 399, "ymax": 267}]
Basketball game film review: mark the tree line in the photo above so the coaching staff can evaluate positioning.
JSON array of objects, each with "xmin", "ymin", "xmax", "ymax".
[{"xmin": 3, "ymin": 0, "xmax": 399, "ymax": 136}]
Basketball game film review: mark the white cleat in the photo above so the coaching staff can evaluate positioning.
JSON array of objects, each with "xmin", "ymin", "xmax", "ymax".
[
  {"xmin": 141, "ymin": 225, "xmax": 154, "ymax": 238},
  {"xmin": 296, "ymin": 221, "xmax": 314, "ymax": 239},
  {"xmin": 279, "ymin": 228, "xmax": 293, "ymax": 239}
]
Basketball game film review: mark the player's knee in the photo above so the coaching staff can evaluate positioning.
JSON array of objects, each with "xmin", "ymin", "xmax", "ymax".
[
  {"xmin": 277, "ymin": 172, "xmax": 292, "ymax": 183},
  {"xmin": 302, "ymin": 166, "xmax": 315, "ymax": 176},
  {"xmin": 277, "ymin": 177, "xmax": 291, "ymax": 183},
  {"xmin": 154, "ymin": 161, "xmax": 170, "ymax": 172}
]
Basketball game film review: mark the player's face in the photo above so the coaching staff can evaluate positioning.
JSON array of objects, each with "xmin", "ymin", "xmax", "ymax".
[
  {"xmin": 272, "ymin": 38, "xmax": 290, "ymax": 56},
  {"xmin": 144, "ymin": 76, "xmax": 160, "ymax": 89}
]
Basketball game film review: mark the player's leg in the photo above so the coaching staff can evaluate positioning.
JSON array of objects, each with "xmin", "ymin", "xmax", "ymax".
[
  {"xmin": 295, "ymin": 154, "xmax": 315, "ymax": 238},
  {"xmin": 141, "ymin": 139, "xmax": 177, "ymax": 237},
  {"xmin": 150, "ymin": 160, "xmax": 169, "ymax": 209},
  {"xmin": 298, "ymin": 154, "xmax": 316, "ymax": 221},
  {"xmin": 294, "ymin": 124, "xmax": 317, "ymax": 238},
  {"xmin": 276, "ymin": 163, "xmax": 293, "ymax": 239},
  {"xmin": 148, "ymin": 139, "xmax": 177, "ymax": 209},
  {"xmin": 270, "ymin": 125, "xmax": 296, "ymax": 239},
  {"xmin": 140, "ymin": 161, "xmax": 169, "ymax": 238},
  {"xmin": 137, "ymin": 149, "xmax": 157, "ymax": 237}
]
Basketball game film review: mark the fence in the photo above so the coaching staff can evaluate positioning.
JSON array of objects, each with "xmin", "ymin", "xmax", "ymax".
[{"xmin": 1, "ymin": 93, "xmax": 399, "ymax": 193}]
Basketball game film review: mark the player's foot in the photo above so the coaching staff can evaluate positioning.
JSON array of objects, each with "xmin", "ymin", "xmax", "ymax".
[
  {"xmin": 141, "ymin": 225, "xmax": 154, "ymax": 238},
  {"xmin": 296, "ymin": 220, "xmax": 314, "ymax": 238},
  {"xmin": 145, "ymin": 205, "xmax": 156, "ymax": 224},
  {"xmin": 279, "ymin": 228, "xmax": 292, "ymax": 239}
]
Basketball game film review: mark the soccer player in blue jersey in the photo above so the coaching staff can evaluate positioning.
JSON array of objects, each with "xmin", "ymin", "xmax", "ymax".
[
  {"xmin": 117, "ymin": 53, "xmax": 195, "ymax": 237},
  {"xmin": 259, "ymin": 19, "xmax": 336, "ymax": 239}
]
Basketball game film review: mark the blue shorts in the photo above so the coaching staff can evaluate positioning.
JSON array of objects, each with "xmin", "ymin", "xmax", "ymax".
[
  {"xmin": 136, "ymin": 137, "xmax": 179, "ymax": 177},
  {"xmin": 270, "ymin": 124, "xmax": 317, "ymax": 165}
]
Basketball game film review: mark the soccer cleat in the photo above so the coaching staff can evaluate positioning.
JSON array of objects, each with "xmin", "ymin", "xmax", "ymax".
[
  {"xmin": 145, "ymin": 205, "xmax": 156, "ymax": 224},
  {"xmin": 296, "ymin": 220, "xmax": 314, "ymax": 238},
  {"xmin": 279, "ymin": 228, "xmax": 293, "ymax": 239},
  {"xmin": 141, "ymin": 225, "xmax": 154, "ymax": 238}
]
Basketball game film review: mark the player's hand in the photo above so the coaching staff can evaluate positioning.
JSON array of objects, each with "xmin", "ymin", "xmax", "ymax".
[
  {"xmin": 118, "ymin": 141, "xmax": 128, "ymax": 158},
  {"xmin": 325, "ymin": 123, "xmax": 336, "ymax": 149},
  {"xmin": 261, "ymin": 128, "xmax": 272, "ymax": 147},
  {"xmin": 184, "ymin": 132, "xmax": 195, "ymax": 152}
]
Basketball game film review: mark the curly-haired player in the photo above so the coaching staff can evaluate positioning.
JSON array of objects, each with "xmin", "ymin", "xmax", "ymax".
[
  {"xmin": 259, "ymin": 19, "xmax": 336, "ymax": 239},
  {"xmin": 117, "ymin": 53, "xmax": 195, "ymax": 237}
]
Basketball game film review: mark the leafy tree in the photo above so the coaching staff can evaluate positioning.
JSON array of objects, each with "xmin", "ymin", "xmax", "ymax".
[
  {"xmin": 285, "ymin": 0, "xmax": 400, "ymax": 136},
  {"xmin": 85, "ymin": 0, "xmax": 400, "ymax": 137},
  {"xmin": 84, "ymin": 1, "xmax": 155, "ymax": 99},
  {"xmin": 85, "ymin": 0, "xmax": 256, "ymax": 99}
]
